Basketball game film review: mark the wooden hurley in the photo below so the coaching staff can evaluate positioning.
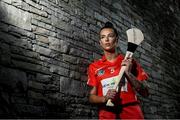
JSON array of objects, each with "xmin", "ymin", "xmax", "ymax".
[{"xmin": 106, "ymin": 28, "xmax": 144, "ymax": 106}]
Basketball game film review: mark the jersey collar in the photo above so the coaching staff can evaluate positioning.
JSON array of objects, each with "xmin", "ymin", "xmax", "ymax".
[
  {"xmin": 101, "ymin": 55, "xmax": 107, "ymax": 62},
  {"xmin": 101, "ymin": 53, "xmax": 122, "ymax": 63}
]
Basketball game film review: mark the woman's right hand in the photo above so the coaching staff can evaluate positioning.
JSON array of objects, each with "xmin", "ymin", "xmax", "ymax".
[{"xmin": 104, "ymin": 89, "xmax": 117, "ymax": 101}]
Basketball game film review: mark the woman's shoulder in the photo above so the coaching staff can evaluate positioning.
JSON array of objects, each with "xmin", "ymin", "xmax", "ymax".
[
  {"xmin": 90, "ymin": 58, "xmax": 103, "ymax": 66},
  {"xmin": 118, "ymin": 53, "xmax": 124, "ymax": 58}
]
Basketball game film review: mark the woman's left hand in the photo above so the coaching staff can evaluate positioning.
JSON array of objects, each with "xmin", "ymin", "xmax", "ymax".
[{"xmin": 121, "ymin": 57, "xmax": 133, "ymax": 74}]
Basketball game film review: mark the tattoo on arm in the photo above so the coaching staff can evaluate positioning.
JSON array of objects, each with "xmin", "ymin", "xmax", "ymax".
[
  {"xmin": 126, "ymin": 73, "xmax": 149, "ymax": 97},
  {"xmin": 127, "ymin": 73, "xmax": 141, "ymax": 89}
]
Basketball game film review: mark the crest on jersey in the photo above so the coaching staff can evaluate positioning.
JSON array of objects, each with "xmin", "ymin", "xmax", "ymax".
[{"xmin": 97, "ymin": 69, "xmax": 105, "ymax": 76}]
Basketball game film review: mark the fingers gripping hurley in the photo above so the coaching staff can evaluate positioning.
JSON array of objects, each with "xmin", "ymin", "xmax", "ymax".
[{"xmin": 106, "ymin": 28, "xmax": 144, "ymax": 106}]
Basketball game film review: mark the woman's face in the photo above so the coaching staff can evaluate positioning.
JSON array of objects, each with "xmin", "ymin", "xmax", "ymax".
[{"xmin": 99, "ymin": 28, "xmax": 118, "ymax": 52}]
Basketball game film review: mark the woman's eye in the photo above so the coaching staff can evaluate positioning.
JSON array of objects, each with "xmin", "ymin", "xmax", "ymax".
[
  {"xmin": 108, "ymin": 34, "xmax": 115, "ymax": 38},
  {"xmin": 100, "ymin": 36, "xmax": 105, "ymax": 39}
]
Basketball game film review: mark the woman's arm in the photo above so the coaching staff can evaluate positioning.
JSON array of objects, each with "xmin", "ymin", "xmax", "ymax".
[
  {"xmin": 89, "ymin": 86, "xmax": 106, "ymax": 104},
  {"xmin": 122, "ymin": 58, "xmax": 149, "ymax": 97},
  {"xmin": 125, "ymin": 72, "xmax": 149, "ymax": 97},
  {"xmin": 89, "ymin": 86, "xmax": 117, "ymax": 104}
]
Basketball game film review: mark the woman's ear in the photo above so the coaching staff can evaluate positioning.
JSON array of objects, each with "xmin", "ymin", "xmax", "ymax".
[
  {"xmin": 115, "ymin": 38, "xmax": 118, "ymax": 46},
  {"xmin": 99, "ymin": 40, "xmax": 102, "ymax": 46},
  {"xmin": 116, "ymin": 36, "xmax": 119, "ymax": 41}
]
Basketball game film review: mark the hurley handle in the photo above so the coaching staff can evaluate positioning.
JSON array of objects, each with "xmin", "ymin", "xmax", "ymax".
[
  {"xmin": 106, "ymin": 66, "xmax": 126, "ymax": 106},
  {"xmin": 106, "ymin": 28, "xmax": 144, "ymax": 107},
  {"xmin": 106, "ymin": 52, "xmax": 133, "ymax": 106}
]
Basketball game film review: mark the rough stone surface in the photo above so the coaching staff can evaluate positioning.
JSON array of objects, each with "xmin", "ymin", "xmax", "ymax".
[{"xmin": 0, "ymin": 0, "xmax": 180, "ymax": 119}]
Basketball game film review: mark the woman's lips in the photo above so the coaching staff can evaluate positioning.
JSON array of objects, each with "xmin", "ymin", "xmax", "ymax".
[{"xmin": 105, "ymin": 43, "xmax": 110, "ymax": 46}]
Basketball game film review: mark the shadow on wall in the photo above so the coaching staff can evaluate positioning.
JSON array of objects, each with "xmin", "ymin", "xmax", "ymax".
[
  {"xmin": 0, "ymin": 1, "xmax": 67, "ymax": 118},
  {"xmin": 0, "ymin": 2, "xmax": 17, "ymax": 117},
  {"xmin": 129, "ymin": 0, "xmax": 180, "ymax": 118},
  {"xmin": 0, "ymin": 1, "xmax": 35, "ymax": 118}
]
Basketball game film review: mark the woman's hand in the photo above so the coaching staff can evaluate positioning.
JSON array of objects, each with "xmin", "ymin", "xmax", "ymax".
[
  {"xmin": 105, "ymin": 89, "xmax": 117, "ymax": 101},
  {"xmin": 121, "ymin": 57, "xmax": 133, "ymax": 74},
  {"xmin": 105, "ymin": 89, "xmax": 121, "ymax": 105}
]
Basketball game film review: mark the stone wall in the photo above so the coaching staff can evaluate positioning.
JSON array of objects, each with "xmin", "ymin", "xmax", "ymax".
[{"xmin": 0, "ymin": 0, "xmax": 180, "ymax": 119}]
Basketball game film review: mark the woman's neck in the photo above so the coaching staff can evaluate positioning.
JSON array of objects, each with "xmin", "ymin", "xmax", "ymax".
[{"xmin": 104, "ymin": 51, "xmax": 118, "ymax": 62}]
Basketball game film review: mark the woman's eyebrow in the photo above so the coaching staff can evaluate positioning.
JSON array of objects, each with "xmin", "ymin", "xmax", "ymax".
[
  {"xmin": 101, "ymin": 32, "xmax": 114, "ymax": 35},
  {"xmin": 100, "ymin": 34, "xmax": 106, "ymax": 36}
]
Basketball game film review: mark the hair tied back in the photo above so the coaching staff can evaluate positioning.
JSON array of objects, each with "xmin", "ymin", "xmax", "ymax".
[{"xmin": 104, "ymin": 22, "xmax": 114, "ymax": 28}]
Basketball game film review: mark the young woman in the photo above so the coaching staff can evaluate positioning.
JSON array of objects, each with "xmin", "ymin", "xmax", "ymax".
[{"xmin": 87, "ymin": 22, "xmax": 149, "ymax": 119}]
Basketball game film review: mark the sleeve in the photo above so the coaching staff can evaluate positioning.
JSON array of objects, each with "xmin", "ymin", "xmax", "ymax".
[
  {"xmin": 87, "ymin": 64, "xmax": 97, "ymax": 87},
  {"xmin": 132, "ymin": 60, "xmax": 149, "ymax": 81}
]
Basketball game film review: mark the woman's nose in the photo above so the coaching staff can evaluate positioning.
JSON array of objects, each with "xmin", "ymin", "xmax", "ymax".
[{"xmin": 105, "ymin": 36, "xmax": 109, "ymax": 41}]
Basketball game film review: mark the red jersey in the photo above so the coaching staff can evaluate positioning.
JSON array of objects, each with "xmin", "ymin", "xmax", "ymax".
[{"xmin": 87, "ymin": 54, "xmax": 148, "ymax": 105}]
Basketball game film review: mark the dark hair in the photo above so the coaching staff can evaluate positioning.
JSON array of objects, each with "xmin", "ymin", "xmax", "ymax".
[{"xmin": 100, "ymin": 22, "xmax": 118, "ymax": 37}]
